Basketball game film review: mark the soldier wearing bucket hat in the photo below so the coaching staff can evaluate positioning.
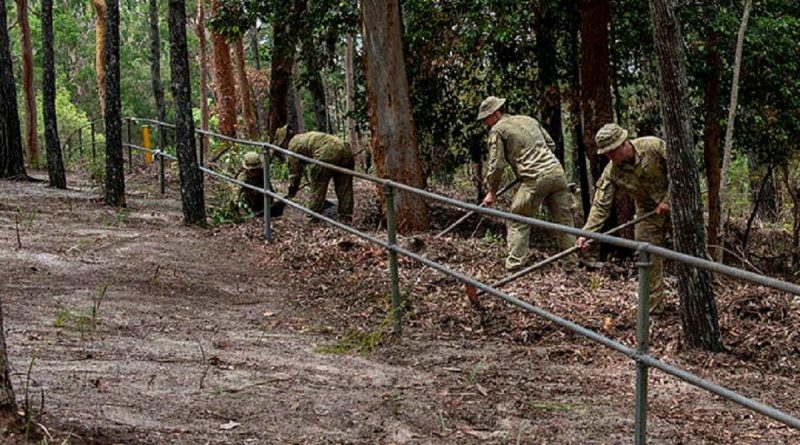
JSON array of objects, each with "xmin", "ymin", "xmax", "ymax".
[
  {"xmin": 277, "ymin": 125, "xmax": 355, "ymax": 223},
  {"xmin": 576, "ymin": 123, "xmax": 671, "ymax": 313},
  {"xmin": 239, "ymin": 151, "xmax": 266, "ymax": 214},
  {"xmin": 477, "ymin": 95, "xmax": 576, "ymax": 271}
]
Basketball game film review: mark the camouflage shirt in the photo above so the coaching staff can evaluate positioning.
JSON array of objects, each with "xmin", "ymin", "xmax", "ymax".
[
  {"xmin": 485, "ymin": 114, "xmax": 563, "ymax": 191},
  {"xmin": 583, "ymin": 136, "xmax": 669, "ymax": 232},
  {"xmin": 287, "ymin": 132, "xmax": 350, "ymax": 193}
]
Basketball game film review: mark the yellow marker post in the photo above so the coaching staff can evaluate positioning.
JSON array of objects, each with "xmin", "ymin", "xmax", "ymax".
[{"xmin": 142, "ymin": 126, "xmax": 153, "ymax": 163}]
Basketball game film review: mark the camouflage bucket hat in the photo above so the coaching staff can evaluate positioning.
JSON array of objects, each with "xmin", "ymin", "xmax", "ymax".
[
  {"xmin": 476, "ymin": 96, "xmax": 506, "ymax": 121},
  {"xmin": 274, "ymin": 125, "xmax": 289, "ymax": 147},
  {"xmin": 595, "ymin": 123, "xmax": 629, "ymax": 154},
  {"xmin": 242, "ymin": 151, "xmax": 262, "ymax": 170}
]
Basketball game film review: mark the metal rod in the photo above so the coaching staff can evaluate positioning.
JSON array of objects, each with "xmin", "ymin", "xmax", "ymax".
[
  {"xmin": 477, "ymin": 210, "xmax": 658, "ymax": 297},
  {"xmin": 436, "ymin": 178, "xmax": 521, "ymax": 238},
  {"xmin": 263, "ymin": 147, "xmax": 271, "ymax": 242},
  {"xmin": 635, "ymin": 248, "xmax": 652, "ymax": 445},
  {"xmin": 127, "ymin": 118, "xmax": 133, "ymax": 173},
  {"xmin": 385, "ymin": 184, "xmax": 402, "ymax": 334},
  {"xmin": 91, "ymin": 122, "xmax": 96, "ymax": 161}
]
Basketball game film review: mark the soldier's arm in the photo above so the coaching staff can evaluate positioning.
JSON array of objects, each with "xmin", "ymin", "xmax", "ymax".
[
  {"xmin": 582, "ymin": 169, "xmax": 616, "ymax": 233},
  {"xmin": 484, "ymin": 131, "xmax": 507, "ymax": 193}
]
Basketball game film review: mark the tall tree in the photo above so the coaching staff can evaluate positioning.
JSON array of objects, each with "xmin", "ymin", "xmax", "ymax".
[
  {"xmin": 649, "ymin": 0, "xmax": 721, "ymax": 351},
  {"xmin": 42, "ymin": 0, "xmax": 67, "ymax": 188},
  {"xmin": 196, "ymin": 0, "xmax": 209, "ymax": 150},
  {"xmin": 92, "ymin": 0, "xmax": 107, "ymax": 116},
  {"xmin": 299, "ymin": 32, "xmax": 330, "ymax": 132},
  {"xmin": 168, "ymin": 0, "xmax": 206, "ymax": 224},
  {"xmin": 15, "ymin": 0, "xmax": 38, "ymax": 164},
  {"xmin": 344, "ymin": 34, "xmax": 358, "ymax": 153},
  {"xmin": 104, "ymin": 0, "xmax": 125, "ymax": 206},
  {"xmin": 266, "ymin": 0, "xmax": 302, "ymax": 139},
  {"xmin": 233, "ymin": 39, "xmax": 257, "ymax": 138},
  {"xmin": 0, "ymin": 0, "xmax": 27, "ymax": 179},
  {"xmin": 534, "ymin": 0, "xmax": 564, "ymax": 163},
  {"xmin": 209, "ymin": 0, "xmax": 237, "ymax": 136},
  {"xmin": 719, "ymin": 0, "xmax": 753, "ymax": 258},
  {"xmin": 361, "ymin": 0, "xmax": 429, "ymax": 232},
  {"xmin": 701, "ymin": 1, "xmax": 723, "ymax": 258},
  {"xmin": 149, "ymin": 0, "xmax": 167, "ymax": 127}
]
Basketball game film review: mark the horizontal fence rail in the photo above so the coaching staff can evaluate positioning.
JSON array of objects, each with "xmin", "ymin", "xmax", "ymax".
[{"xmin": 107, "ymin": 117, "xmax": 800, "ymax": 442}]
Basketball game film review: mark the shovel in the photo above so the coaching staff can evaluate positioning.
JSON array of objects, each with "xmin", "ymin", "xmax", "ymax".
[
  {"xmin": 465, "ymin": 209, "xmax": 659, "ymax": 299},
  {"xmin": 436, "ymin": 178, "xmax": 522, "ymax": 238}
]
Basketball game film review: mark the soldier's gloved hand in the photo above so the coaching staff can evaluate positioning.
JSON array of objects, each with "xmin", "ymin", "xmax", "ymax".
[
  {"xmin": 655, "ymin": 202, "xmax": 670, "ymax": 215},
  {"xmin": 576, "ymin": 236, "xmax": 591, "ymax": 252}
]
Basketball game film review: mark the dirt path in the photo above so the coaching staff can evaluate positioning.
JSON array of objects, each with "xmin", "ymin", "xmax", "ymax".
[{"xmin": 1, "ymin": 174, "xmax": 798, "ymax": 444}]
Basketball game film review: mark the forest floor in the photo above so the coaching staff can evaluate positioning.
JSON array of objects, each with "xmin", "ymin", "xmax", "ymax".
[{"xmin": 0, "ymin": 164, "xmax": 798, "ymax": 445}]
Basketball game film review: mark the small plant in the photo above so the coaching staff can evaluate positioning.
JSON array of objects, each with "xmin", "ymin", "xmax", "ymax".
[
  {"xmin": 465, "ymin": 359, "xmax": 486, "ymax": 385},
  {"xmin": 20, "ymin": 349, "xmax": 45, "ymax": 440},
  {"xmin": 316, "ymin": 305, "xmax": 395, "ymax": 356},
  {"xmin": 54, "ymin": 285, "xmax": 108, "ymax": 337},
  {"xmin": 482, "ymin": 228, "xmax": 504, "ymax": 245},
  {"xmin": 103, "ymin": 208, "xmax": 130, "ymax": 227},
  {"xmin": 589, "ymin": 274, "xmax": 602, "ymax": 292}
]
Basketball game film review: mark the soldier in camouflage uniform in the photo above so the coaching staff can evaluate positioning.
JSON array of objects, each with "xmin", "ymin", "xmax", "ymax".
[
  {"xmin": 275, "ymin": 126, "xmax": 355, "ymax": 222},
  {"xmin": 239, "ymin": 151, "xmax": 265, "ymax": 215},
  {"xmin": 575, "ymin": 123, "xmax": 671, "ymax": 312},
  {"xmin": 477, "ymin": 96, "xmax": 576, "ymax": 271}
]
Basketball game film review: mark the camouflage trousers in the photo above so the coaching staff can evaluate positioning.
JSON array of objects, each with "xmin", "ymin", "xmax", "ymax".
[
  {"xmin": 636, "ymin": 210, "xmax": 670, "ymax": 311},
  {"xmin": 506, "ymin": 173, "xmax": 576, "ymax": 271},
  {"xmin": 309, "ymin": 151, "xmax": 355, "ymax": 222}
]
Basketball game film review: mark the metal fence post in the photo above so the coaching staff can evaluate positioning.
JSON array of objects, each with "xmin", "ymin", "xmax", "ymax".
[
  {"xmin": 158, "ymin": 123, "xmax": 165, "ymax": 194},
  {"xmin": 384, "ymin": 184, "xmax": 402, "ymax": 334},
  {"xmin": 78, "ymin": 127, "xmax": 83, "ymax": 157},
  {"xmin": 91, "ymin": 122, "xmax": 96, "ymax": 161},
  {"xmin": 127, "ymin": 118, "xmax": 133, "ymax": 173},
  {"xmin": 635, "ymin": 247, "xmax": 652, "ymax": 445},
  {"xmin": 262, "ymin": 146, "xmax": 272, "ymax": 241}
]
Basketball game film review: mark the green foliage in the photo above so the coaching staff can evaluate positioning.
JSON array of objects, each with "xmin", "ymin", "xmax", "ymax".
[
  {"xmin": 482, "ymin": 228, "xmax": 503, "ymax": 245},
  {"xmin": 54, "ymin": 284, "xmax": 108, "ymax": 338}
]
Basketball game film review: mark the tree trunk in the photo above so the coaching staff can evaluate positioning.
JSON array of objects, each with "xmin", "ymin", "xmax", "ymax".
[
  {"xmin": 195, "ymin": 0, "xmax": 209, "ymax": 150},
  {"xmin": 250, "ymin": 25, "xmax": 261, "ymax": 69},
  {"xmin": 578, "ymin": 0, "xmax": 613, "ymax": 183},
  {"xmin": 0, "ymin": 0, "xmax": 27, "ymax": 179},
  {"xmin": 209, "ymin": 0, "xmax": 237, "ymax": 137},
  {"xmin": 267, "ymin": 9, "xmax": 296, "ymax": 139},
  {"xmin": 42, "ymin": 0, "xmax": 67, "ymax": 188},
  {"xmin": 649, "ymin": 0, "xmax": 722, "ymax": 351},
  {"xmin": 104, "ymin": 0, "xmax": 125, "ymax": 207},
  {"xmin": 534, "ymin": 0, "xmax": 564, "ymax": 164},
  {"xmin": 233, "ymin": 39, "xmax": 257, "ymax": 139},
  {"xmin": 702, "ymin": 1, "xmax": 722, "ymax": 259},
  {"xmin": 15, "ymin": 0, "xmax": 38, "ymax": 165},
  {"xmin": 149, "ymin": 0, "xmax": 166, "ymax": 127},
  {"xmin": 92, "ymin": 0, "xmax": 107, "ymax": 117},
  {"xmin": 168, "ymin": 0, "xmax": 206, "ymax": 225},
  {"xmin": 288, "ymin": 59, "xmax": 305, "ymax": 134},
  {"xmin": 718, "ymin": 0, "xmax": 753, "ymax": 259},
  {"xmin": 361, "ymin": 0, "xmax": 429, "ymax": 232},
  {"xmin": 568, "ymin": 2, "xmax": 590, "ymax": 220},
  {"xmin": 300, "ymin": 34, "xmax": 330, "ymax": 132},
  {"xmin": 747, "ymin": 155, "xmax": 779, "ymax": 222},
  {"xmin": 344, "ymin": 34, "xmax": 358, "ymax": 153}
]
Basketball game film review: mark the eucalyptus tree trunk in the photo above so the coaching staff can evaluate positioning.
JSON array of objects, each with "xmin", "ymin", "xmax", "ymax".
[
  {"xmin": 250, "ymin": 25, "xmax": 261, "ymax": 69},
  {"xmin": 0, "ymin": 0, "xmax": 27, "ymax": 179},
  {"xmin": 15, "ymin": 0, "xmax": 38, "ymax": 164},
  {"xmin": 534, "ymin": 0, "xmax": 563, "ymax": 164},
  {"xmin": 267, "ymin": 0, "xmax": 302, "ymax": 139},
  {"xmin": 233, "ymin": 39, "xmax": 257, "ymax": 139},
  {"xmin": 195, "ymin": 0, "xmax": 209, "ymax": 149},
  {"xmin": 568, "ymin": 1, "xmax": 590, "ymax": 219},
  {"xmin": 104, "ymin": 0, "xmax": 125, "ymax": 207},
  {"xmin": 344, "ymin": 34, "xmax": 358, "ymax": 153},
  {"xmin": 149, "ymin": 0, "xmax": 167, "ymax": 128},
  {"xmin": 168, "ymin": 0, "xmax": 206, "ymax": 225},
  {"xmin": 718, "ymin": 0, "xmax": 753, "ymax": 259},
  {"xmin": 42, "ymin": 0, "xmax": 67, "ymax": 188},
  {"xmin": 361, "ymin": 0, "xmax": 429, "ymax": 232},
  {"xmin": 209, "ymin": 0, "xmax": 237, "ymax": 137},
  {"xmin": 300, "ymin": 35, "xmax": 329, "ymax": 132},
  {"xmin": 650, "ymin": 0, "xmax": 722, "ymax": 351},
  {"xmin": 702, "ymin": 1, "xmax": 723, "ymax": 259},
  {"xmin": 92, "ymin": 0, "xmax": 107, "ymax": 117},
  {"xmin": 288, "ymin": 59, "xmax": 305, "ymax": 134}
]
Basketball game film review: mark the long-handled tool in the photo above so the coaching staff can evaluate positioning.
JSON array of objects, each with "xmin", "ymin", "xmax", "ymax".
[
  {"xmin": 465, "ymin": 209, "xmax": 659, "ymax": 301},
  {"xmin": 436, "ymin": 178, "xmax": 522, "ymax": 238}
]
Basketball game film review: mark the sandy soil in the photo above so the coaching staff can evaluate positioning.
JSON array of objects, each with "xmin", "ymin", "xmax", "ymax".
[{"xmin": 0, "ymin": 170, "xmax": 798, "ymax": 445}]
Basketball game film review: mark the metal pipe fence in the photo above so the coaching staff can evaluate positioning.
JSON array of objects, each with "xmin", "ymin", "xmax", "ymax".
[{"xmin": 103, "ymin": 117, "xmax": 800, "ymax": 443}]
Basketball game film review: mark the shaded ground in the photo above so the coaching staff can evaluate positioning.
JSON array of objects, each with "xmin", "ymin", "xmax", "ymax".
[{"xmin": 0, "ymin": 168, "xmax": 798, "ymax": 444}]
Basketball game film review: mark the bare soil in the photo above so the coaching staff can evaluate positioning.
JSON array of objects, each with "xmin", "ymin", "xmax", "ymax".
[{"xmin": 0, "ymin": 169, "xmax": 798, "ymax": 445}]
